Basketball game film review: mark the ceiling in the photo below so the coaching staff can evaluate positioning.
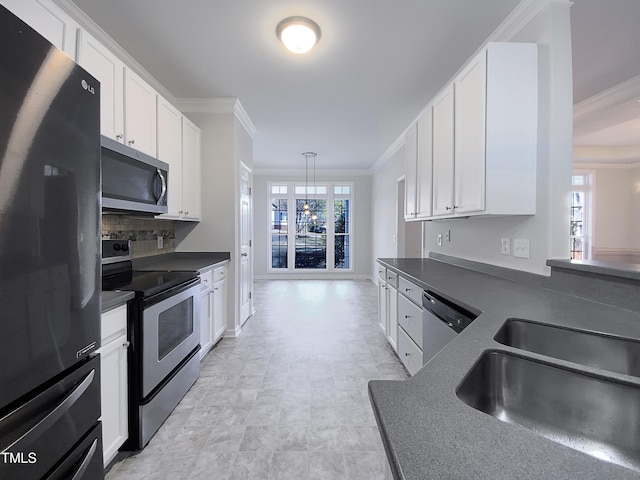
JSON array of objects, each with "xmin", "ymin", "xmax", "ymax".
[{"xmin": 68, "ymin": 0, "xmax": 640, "ymax": 169}]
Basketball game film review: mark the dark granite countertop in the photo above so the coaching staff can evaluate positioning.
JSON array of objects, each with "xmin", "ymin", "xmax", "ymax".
[
  {"xmin": 132, "ymin": 252, "xmax": 230, "ymax": 272},
  {"xmin": 370, "ymin": 257, "xmax": 640, "ymax": 480},
  {"xmin": 101, "ymin": 291, "xmax": 134, "ymax": 313},
  {"xmin": 547, "ymin": 258, "xmax": 640, "ymax": 282}
]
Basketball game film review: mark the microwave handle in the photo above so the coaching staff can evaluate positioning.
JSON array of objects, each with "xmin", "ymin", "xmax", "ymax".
[{"xmin": 156, "ymin": 169, "xmax": 167, "ymax": 205}]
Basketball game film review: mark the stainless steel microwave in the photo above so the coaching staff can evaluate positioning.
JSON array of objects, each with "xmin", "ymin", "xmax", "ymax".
[{"xmin": 101, "ymin": 135, "xmax": 169, "ymax": 215}]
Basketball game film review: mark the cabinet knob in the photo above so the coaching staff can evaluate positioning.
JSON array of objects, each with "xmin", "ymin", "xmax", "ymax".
[
  {"xmin": 405, "ymin": 315, "xmax": 411, "ymax": 319},
  {"xmin": 116, "ymin": 134, "xmax": 124, "ymax": 140},
  {"xmin": 405, "ymin": 288, "xmax": 411, "ymax": 292},
  {"xmin": 404, "ymin": 352, "xmax": 410, "ymax": 356},
  {"xmin": 123, "ymin": 341, "xmax": 130, "ymax": 348},
  {"xmin": 184, "ymin": 211, "xmax": 189, "ymax": 215},
  {"xmin": 241, "ymin": 253, "xmax": 248, "ymax": 257},
  {"xmin": 445, "ymin": 206, "xmax": 452, "ymax": 211},
  {"xmin": 128, "ymin": 139, "xmax": 135, "ymax": 145},
  {"xmin": 453, "ymin": 205, "xmax": 459, "ymax": 209}
]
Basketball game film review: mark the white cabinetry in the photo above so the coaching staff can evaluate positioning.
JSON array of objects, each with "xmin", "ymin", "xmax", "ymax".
[
  {"xmin": 1, "ymin": 0, "xmax": 78, "ymax": 58},
  {"xmin": 199, "ymin": 264, "xmax": 227, "ymax": 359},
  {"xmin": 431, "ymin": 42, "xmax": 538, "ymax": 219},
  {"xmin": 432, "ymin": 84, "xmax": 455, "ymax": 217},
  {"xmin": 385, "ymin": 271, "xmax": 398, "ymax": 351},
  {"xmin": 98, "ymin": 305, "xmax": 129, "ymax": 466},
  {"xmin": 157, "ymin": 100, "xmax": 201, "ymax": 221},
  {"xmin": 405, "ymin": 109, "xmax": 434, "ymax": 221},
  {"xmin": 77, "ymin": 31, "xmax": 158, "ymax": 157},
  {"xmin": 180, "ymin": 116, "xmax": 202, "ymax": 221}
]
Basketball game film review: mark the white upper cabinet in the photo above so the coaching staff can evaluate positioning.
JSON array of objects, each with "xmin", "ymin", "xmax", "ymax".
[
  {"xmin": 157, "ymin": 103, "xmax": 201, "ymax": 222},
  {"xmin": 432, "ymin": 84, "xmax": 455, "ymax": 217},
  {"xmin": 124, "ymin": 68, "xmax": 157, "ymax": 157},
  {"xmin": 405, "ymin": 108, "xmax": 434, "ymax": 221},
  {"xmin": 416, "ymin": 108, "xmax": 433, "ymax": 219},
  {"xmin": 1, "ymin": 0, "xmax": 79, "ymax": 58},
  {"xmin": 157, "ymin": 97, "xmax": 183, "ymax": 218},
  {"xmin": 454, "ymin": 50, "xmax": 487, "ymax": 214},
  {"xmin": 428, "ymin": 42, "xmax": 537, "ymax": 220},
  {"xmin": 78, "ymin": 30, "xmax": 158, "ymax": 157},
  {"xmin": 77, "ymin": 30, "xmax": 124, "ymax": 142},
  {"xmin": 404, "ymin": 122, "xmax": 418, "ymax": 219}
]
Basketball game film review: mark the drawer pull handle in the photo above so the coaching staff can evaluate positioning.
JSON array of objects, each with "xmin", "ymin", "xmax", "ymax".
[
  {"xmin": 405, "ymin": 315, "xmax": 411, "ymax": 319},
  {"xmin": 404, "ymin": 353, "xmax": 410, "ymax": 356},
  {"xmin": 405, "ymin": 288, "xmax": 411, "ymax": 292},
  {"xmin": 123, "ymin": 341, "xmax": 130, "ymax": 348}
]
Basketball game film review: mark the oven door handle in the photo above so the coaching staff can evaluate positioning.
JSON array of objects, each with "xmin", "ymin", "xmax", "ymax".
[{"xmin": 156, "ymin": 168, "xmax": 167, "ymax": 206}]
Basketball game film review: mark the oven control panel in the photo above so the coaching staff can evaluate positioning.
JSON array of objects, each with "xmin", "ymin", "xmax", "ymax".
[{"xmin": 102, "ymin": 239, "xmax": 131, "ymax": 263}]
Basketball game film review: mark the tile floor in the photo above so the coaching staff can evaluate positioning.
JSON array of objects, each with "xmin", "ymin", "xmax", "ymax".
[{"xmin": 106, "ymin": 279, "xmax": 408, "ymax": 480}]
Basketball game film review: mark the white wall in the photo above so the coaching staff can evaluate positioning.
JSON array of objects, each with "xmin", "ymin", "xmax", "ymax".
[
  {"xmin": 574, "ymin": 163, "xmax": 640, "ymax": 262},
  {"xmin": 371, "ymin": 146, "xmax": 407, "ymax": 278},
  {"xmin": 253, "ymin": 173, "xmax": 372, "ymax": 278},
  {"xmin": 419, "ymin": 1, "xmax": 574, "ymax": 275}
]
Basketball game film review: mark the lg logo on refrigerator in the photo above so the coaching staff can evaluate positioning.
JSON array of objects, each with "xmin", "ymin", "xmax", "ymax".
[{"xmin": 81, "ymin": 79, "xmax": 95, "ymax": 95}]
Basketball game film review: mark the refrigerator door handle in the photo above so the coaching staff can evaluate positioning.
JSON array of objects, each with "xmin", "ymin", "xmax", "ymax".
[
  {"xmin": 1, "ymin": 369, "xmax": 96, "ymax": 451},
  {"xmin": 70, "ymin": 437, "xmax": 98, "ymax": 480},
  {"xmin": 156, "ymin": 168, "xmax": 167, "ymax": 206}
]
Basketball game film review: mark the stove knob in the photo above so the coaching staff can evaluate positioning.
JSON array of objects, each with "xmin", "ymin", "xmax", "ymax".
[
  {"xmin": 113, "ymin": 244, "xmax": 121, "ymax": 251},
  {"xmin": 122, "ymin": 243, "xmax": 129, "ymax": 251}
]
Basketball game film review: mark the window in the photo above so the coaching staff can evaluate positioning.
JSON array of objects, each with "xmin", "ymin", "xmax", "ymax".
[
  {"xmin": 570, "ymin": 172, "xmax": 593, "ymax": 260},
  {"xmin": 269, "ymin": 182, "xmax": 353, "ymax": 271}
]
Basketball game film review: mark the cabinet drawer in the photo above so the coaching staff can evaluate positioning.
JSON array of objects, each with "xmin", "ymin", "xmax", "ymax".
[
  {"xmin": 200, "ymin": 269, "xmax": 213, "ymax": 291},
  {"xmin": 398, "ymin": 276, "xmax": 423, "ymax": 307},
  {"xmin": 398, "ymin": 295, "xmax": 423, "ymax": 349},
  {"xmin": 398, "ymin": 327, "xmax": 423, "ymax": 376},
  {"xmin": 213, "ymin": 266, "xmax": 226, "ymax": 283},
  {"xmin": 385, "ymin": 270, "xmax": 398, "ymax": 289},
  {"xmin": 377, "ymin": 264, "xmax": 386, "ymax": 282},
  {"xmin": 101, "ymin": 304, "xmax": 127, "ymax": 344}
]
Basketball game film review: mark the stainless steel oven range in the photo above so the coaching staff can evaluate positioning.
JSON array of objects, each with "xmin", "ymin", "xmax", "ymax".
[{"xmin": 101, "ymin": 240, "xmax": 200, "ymax": 450}]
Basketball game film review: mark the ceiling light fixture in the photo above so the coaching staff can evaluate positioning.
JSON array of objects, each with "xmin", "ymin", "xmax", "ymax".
[{"xmin": 277, "ymin": 16, "xmax": 321, "ymax": 54}]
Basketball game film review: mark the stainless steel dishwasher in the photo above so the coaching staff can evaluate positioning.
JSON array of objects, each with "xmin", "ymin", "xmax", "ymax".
[{"xmin": 422, "ymin": 291, "xmax": 477, "ymax": 365}]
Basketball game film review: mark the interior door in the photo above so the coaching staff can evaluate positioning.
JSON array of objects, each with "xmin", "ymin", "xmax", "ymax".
[{"xmin": 239, "ymin": 164, "xmax": 252, "ymax": 325}]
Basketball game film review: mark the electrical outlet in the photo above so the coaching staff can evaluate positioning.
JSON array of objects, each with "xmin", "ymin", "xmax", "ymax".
[
  {"xmin": 444, "ymin": 229, "xmax": 451, "ymax": 242},
  {"xmin": 157, "ymin": 236, "xmax": 163, "ymax": 249},
  {"xmin": 437, "ymin": 234, "xmax": 443, "ymax": 246},
  {"xmin": 514, "ymin": 238, "xmax": 530, "ymax": 258},
  {"xmin": 501, "ymin": 238, "xmax": 511, "ymax": 255}
]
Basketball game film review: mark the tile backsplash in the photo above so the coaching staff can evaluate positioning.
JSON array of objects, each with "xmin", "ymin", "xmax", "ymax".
[{"xmin": 102, "ymin": 214, "xmax": 176, "ymax": 259}]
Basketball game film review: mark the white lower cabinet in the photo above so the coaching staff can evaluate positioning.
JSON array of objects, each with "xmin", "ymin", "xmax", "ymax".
[
  {"xmin": 398, "ymin": 327, "xmax": 423, "ymax": 376},
  {"xmin": 98, "ymin": 305, "xmax": 129, "ymax": 466},
  {"xmin": 200, "ymin": 264, "xmax": 227, "ymax": 359}
]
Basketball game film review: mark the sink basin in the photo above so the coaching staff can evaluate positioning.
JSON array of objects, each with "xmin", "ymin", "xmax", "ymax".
[
  {"xmin": 456, "ymin": 351, "xmax": 640, "ymax": 471},
  {"xmin": 494, "ymin": 318, "xmax": 640, "ymax": 377}
]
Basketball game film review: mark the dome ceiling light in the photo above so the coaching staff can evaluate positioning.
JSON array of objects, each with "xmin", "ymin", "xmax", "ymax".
[{"xmin": 277, "ymin": 16, "xmax": 321, "ymax": 54}]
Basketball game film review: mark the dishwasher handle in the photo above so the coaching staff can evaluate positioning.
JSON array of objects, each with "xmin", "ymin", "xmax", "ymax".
[{"xmin": 422, "ymin": 290, "xmax": 477, "ymax": 333}]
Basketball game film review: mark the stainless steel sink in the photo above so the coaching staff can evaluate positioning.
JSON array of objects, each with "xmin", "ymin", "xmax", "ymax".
[
  {"xmin": 456, "ymin": 351, "xmax": 640, "ymax": 471},
  {"xmin": 494, "ymin": 318, "xmax": 640, "ymax": 377}
]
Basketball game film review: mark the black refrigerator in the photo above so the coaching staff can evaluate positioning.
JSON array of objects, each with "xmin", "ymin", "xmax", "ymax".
[{"xmin": 0, "ymin": 6, "xmax": 104, "ymax": 480}]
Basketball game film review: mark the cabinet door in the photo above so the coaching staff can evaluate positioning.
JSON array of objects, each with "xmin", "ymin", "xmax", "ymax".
[
  {"xmin": 387, "ymin": 285, "xmax": 398, "ymax": 352},
  {"xmin": 181, "ymin": 116, "xmax": 201, "ymax": 220},
  {"xmin": 124, "ymin": 68, "xmax": 157, "ymax": 157},
  {"xmin": 77, "ymin": 30, "xmax": 124, "ymax": 142},
  {"xmin": 432, "ymin": 85, "xmax": 455, "ymax": 216},
  {"xmin": 157, "ymin": 97, "xmax": 183, "ymax": 219},
  {"xmin": 416, "ymin": 108, "xmax": 433, "ymax": 218},
  {"xmin": 200, "ymin": 290, "xmax": 212, "ymax": 359},
  {"xmin": 378, "ymin": 280, "xmax": 387, "ymax": 335},
  {"xmin": 404, "ymin": 122, "xmax": 418, "ymax": 220},
  {"xmin": 99, "ymin": 335, "xmax": 128, "ymax": 465},
  {"xmin": 213, "ymin": 278, "xmax": 227, "ymax": 342},
  {"xmin": 398, "ymin": 327, "xmax": 423, "ymax": 376},
  {"xmin": 454, "ymin": 50, "xmax": 486, "ymax": 214},
  {"xmin": 2, "ymin": 0, "xmax": 78, "ymax": 58}
]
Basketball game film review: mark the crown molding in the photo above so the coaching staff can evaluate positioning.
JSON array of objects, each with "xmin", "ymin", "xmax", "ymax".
[
  {"xmin": 573, "ymin": 74, "xmax": 640, "ymax": 123},
  {"xmin": 175, "ymin": 98, "xmax": 257, "ymax": 138},
  {"xmin": 52, "ymin": 0, "xmax": 175, "ymax": 102},
  {"xmin": 253, "ymin": 168, "xmax": 372, "ymax": 177},
  {"xmin": 371, "ymin": 135, "xmax": 405, "ymax": 173},
  {"xmin": 574, "ymin": 145, "xmax": 640, "ymax": 164}
]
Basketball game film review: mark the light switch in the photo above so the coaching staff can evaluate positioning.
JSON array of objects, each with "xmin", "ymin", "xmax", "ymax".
[
  {"xmin": 501, "ymin": 238, "xmax": 510, "ymax": 256},
  {"xmin": 437, "ymin": 234, "xmax": 443, "ymax": 246},
  {"xmin": 514, "ymin": 239, "xmax": 530, "ymax": 258}
]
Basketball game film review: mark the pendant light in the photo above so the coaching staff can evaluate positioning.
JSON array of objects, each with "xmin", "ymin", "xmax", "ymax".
[{"xmin": 302, "ymin": 152, "xmax": 317, "ymax": 218}]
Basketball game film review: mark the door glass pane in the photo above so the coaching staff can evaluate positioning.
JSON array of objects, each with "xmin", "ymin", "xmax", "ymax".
[
  {"xmin": 272, "ymin": 235, "xmax": 288, "ymax": 268},
  {"xmin": 158, "ymin": 297, "xmax": 193, "ymax": 360},
  {"xmin": 334, "ymin": 199, "xmax": 349, "ymax": 234},
  {"xmin": 295, "ymin": 199, "xmax": 326, "ymax": 269},
  {"xmin": 335, "ymin": 235, "xmax": 350, "ymax": 269},
  {"xmin": 271, "ymin": 199, "xmax": 288, "ymax": 269}
]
